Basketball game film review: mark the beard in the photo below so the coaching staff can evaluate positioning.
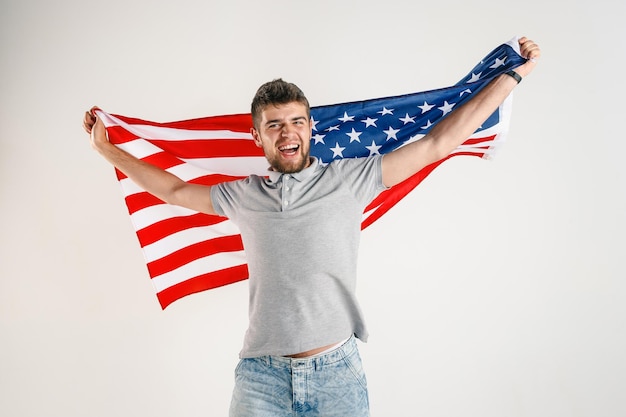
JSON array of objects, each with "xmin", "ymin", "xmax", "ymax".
[{"xmin": 266, "ymin": 149, "xmax": 311, "ymax": 174}]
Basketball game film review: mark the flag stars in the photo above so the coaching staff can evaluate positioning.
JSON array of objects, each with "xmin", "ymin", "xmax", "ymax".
[
  {"xmin": 361, "ymin": 117, "xmax": 378, "ymax": 128},
  {"xmin": 378, "ymin": 107, "xmax": 394, "ymax": 116},
  {"xmin": 330, "ymin": 142, "xmax": 346, "ymax": 158},
  {"xmin": 466, "ymin": 72, "xmax": 482, "ymax": 83},
  {"xmin": 366, "ymin": 140, "xmax": 382, "ymax": 155},
  {"xmin": 399, "ymin": 113, "xmax": 416, "ymax": 124},
  {"xmin": 310, "ymin": 116, "xmax": 320, "ymax": 131},
  {"xmin": 346, "ymin": 128, "xmax": 363, "ymax": 143},
  {"xmin": 418, "ymin": 101, "xmax": 434, "ymax": 113},
  {"xmin": 312, "ymin": 133, "xmax": 326, "ymax": 144},
  {"xmin": 460, "ymin": 88, "xmax": 472, "ymax": 97},
  {"xmin": 421, "ymin": 120, "xmax": 433, "ymax": 130},
  {"xmin": 383, "ymin": 126, "xmax": 400, "ymax": 141},
  {"xmin": 326, "ymin": 125, "xmax": 340, "ymax": 132},
  {"xmin": 438, "ymin": 101, "xmax": 455, "ymax": 116},
  {"xmin": 338, "ymin": 112, "xmax": 355, "ymax": 122},
  {"xmin": 490, "ymin": 56, "xmax": 507, "ymax": 69}
]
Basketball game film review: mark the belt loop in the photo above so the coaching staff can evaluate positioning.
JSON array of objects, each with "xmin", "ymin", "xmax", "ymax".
[{"xmin": 260, "ymin": 356, "xmax": 271, "ymax": 367}]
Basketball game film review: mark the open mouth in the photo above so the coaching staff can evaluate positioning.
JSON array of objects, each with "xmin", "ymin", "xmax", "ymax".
[{"xmin": 278, "ymin": 144, "xmax": 300, "ymax": 156}]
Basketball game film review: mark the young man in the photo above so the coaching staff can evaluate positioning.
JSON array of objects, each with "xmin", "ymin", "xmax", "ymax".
[{"xmin": 83, "ymin": 37, "xmax": 540, "ymax": 417}]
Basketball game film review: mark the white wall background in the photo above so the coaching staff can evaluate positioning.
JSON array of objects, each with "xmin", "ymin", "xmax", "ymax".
[{"xmin": 2, "ymin": 0, "xmax": 625, "ymax": 416}]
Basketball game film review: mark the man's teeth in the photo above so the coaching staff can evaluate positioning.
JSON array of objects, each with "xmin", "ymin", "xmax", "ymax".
[{"xmin": 279, "ymin": 144, "xmax": 299, "ymax": 151}]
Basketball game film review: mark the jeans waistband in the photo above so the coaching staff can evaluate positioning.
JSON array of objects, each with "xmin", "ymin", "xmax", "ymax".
[{"xmin": 258, "ymin": 335, "xmax": 357, "ymax": 370}]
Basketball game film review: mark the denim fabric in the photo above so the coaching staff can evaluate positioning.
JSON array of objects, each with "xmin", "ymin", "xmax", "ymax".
[{"xmin": 229, "ymin": 336, "xmax": 369, "ymax": 417}]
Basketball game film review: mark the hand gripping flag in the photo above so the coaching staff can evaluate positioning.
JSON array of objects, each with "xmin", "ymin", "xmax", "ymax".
[{"xmin": 95, "ymin": 37, "xmax": 527, "ymax": 309}]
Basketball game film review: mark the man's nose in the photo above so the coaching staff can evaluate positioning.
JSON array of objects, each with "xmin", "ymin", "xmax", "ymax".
[{"xmin": 281, "ymin": 124, "xmax": 294, "ymax": 136}]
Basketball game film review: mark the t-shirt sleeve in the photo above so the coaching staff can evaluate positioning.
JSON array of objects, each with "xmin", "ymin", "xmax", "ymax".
[
  {"xmin": 210, "ymin": 178, "xmax": 249, "ymax": 219},
  {"xmin": 210, "ymin": 183, "xmax": 228, "ymax": 217},
  {"xmin": 330, "ymin": 155, "xmax": 388, "ymax": 207}
]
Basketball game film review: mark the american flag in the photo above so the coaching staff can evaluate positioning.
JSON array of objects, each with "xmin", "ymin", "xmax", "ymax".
[{"xmin": 95, "ymin": 38, "xmax": 527, "ymax": 309}]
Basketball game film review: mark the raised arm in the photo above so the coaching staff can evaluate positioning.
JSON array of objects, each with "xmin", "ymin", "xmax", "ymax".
[
  {"xmin": 83, "ymin": 109, "xmax": 218, "ymax": 215},
  {"xmin": 381, "ymin": 37, "xmax": 541, "ymax": 188}
]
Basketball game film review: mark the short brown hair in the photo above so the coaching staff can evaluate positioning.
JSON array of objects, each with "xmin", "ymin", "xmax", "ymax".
[{"xmin": 251, "ymin": 79, "xmax": 310, "ymax": 129}]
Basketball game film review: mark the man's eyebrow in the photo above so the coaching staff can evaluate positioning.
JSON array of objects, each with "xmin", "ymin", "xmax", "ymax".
[{"xmin": 264, "ymin": 115, "xmax": 307, "ymax": 126}]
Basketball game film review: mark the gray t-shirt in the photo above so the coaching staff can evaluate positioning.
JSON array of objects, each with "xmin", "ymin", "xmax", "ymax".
[{"xmin": 211, "ymin": 156, "xmax": 387, "ymax": 358}]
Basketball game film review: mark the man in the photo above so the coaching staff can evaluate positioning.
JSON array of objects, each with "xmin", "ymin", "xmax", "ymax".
[{"xmin": 83, "ymin": 37, "xmax": 540, "ymax": 417}]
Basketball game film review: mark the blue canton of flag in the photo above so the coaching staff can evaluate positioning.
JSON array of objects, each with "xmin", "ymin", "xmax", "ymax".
[{"xmin": 309, "ymin": 38, "xmax": 527, "ymax": 164}]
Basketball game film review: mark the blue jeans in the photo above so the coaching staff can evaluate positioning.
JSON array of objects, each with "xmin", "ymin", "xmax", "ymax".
[{"xmin": 229, "ymin": 336, "xmax": 370, "ymax": 417}]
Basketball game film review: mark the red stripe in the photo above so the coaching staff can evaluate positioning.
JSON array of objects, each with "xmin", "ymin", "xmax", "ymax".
[
  {"xmin": 116, "ymin": 153, "xmax": 184, "ymax": 181},
  {"xmin": 362, "ymin": 150, "xmax": 489, "ymax": 230},
  {"xmin": 148, "ymin": 138, "xmax": 263, "ymax": 159},
  {"xmin": 156, "ymin": 264, "xmax": 249, "ymax": 309},
  {"xmin": 137, "ymin": 213, "xmax": 228, "ymax": 247},
  {"xmin": 142, "ymin": 152, "xmax": 184, "ymax": 170},
  {"xmin": 125, "ymin": 193, "xmax": 165, "ymax": 215},
  {"xmin": 107, "ymin": 126, "xmax": 140, "ymax": 144},
  {"xmin": 147, "ymin": 234, "xmax": 245, "ymax": 277},
  {"xmin": 362, "ymin": 157, "xmax": 449, "ymax": 230},
  {"xmin": 188, "ymin": 174, "xmax": 247, "ymax": 186}
]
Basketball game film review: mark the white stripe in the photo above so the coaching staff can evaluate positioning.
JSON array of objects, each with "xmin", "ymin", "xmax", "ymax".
[
  {"xmin": 180, "ymin": 156, "xmax": 269, "ymax": 177},
  {"xmin": 119, "ymin": 176, "xmax": 145, "ymax": 197},
  {"xmin": 362, "ymin": 205, "xmax": 379, "ymax": 222},
  {"xmin": 123, "ymin": 124, "xmax": 253, "ymax": 141},
  {"xmin": 167, "ymin": 162, "xmax": 217, "ymax": 182},
  {"xmin": 142, "ymin": 222, "xmax": 242, "ymax": 262},
  {"xmin": 116, "ymin": 139, "xmax": 163, "ymax": 159},
  {"xmin": 169, "ymin": 157, "xmax": 269, "ymax": 180},
  {"xmin": 129, "ymin": 204, "xmax": 198, "ymax": 231},
  {"xmin": 151, "ymin": 250, "xmax": 248, "ymax": 292},
  {"xmin": 453, "ymin": 142, "xmax": 498, "ymax": 152}
]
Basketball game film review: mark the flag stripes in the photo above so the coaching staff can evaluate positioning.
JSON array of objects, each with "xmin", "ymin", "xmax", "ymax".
[{"xmin": 95, "ymin": 38, "xmax": 527, "ymax": 308}]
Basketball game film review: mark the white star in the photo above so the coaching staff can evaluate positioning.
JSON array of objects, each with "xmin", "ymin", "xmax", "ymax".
[
  {"xmin": 346, "ymin": 128, "xmax": 363, "ymax": 143},
  {"xmin": 459, "ymin": 88, "xmax": 472, "ymax": 97},
  {"xmin": 438, "ymin": 101, "xmax": 455, "ymax": 116},
  {"xmin": 330, "ymin": 142, "xmax": 346, "ymax": 158},
  {"xmin": 378, "ymin": 107, "xmax": 394, "ymax": 116},
  {"xmin": 338, "ymin": 112, "xmax": 355, "ymax": 122},
  {"xmin": 466, "ymin": 72, "xmax": 482, "ymax": 83},
  {"xmin": 366, "ymin": 140, "xmax": 382, "ymax": 155},
  {"xmin": 418, "ymin": 101, "xmax": 434, "ymax": 113},
  {"xmin": 312, "ymin": 133, "xmax": 326, "ymax": 144},
  {"xmin": 489, "ymin": 56, "xmax": 507, "ymax": 69},
  {"xmin": 421, "ymin": 120, "xmax": 433, "ymax": 130},
  {"xmin": 383, "ymin": 126, "xmax": 400, "ymax": 141},
  {"xmin": 399, "ymin": 113, "xmax": 416, "ymax": 124},
  {"xmin": 361, "ymin": 117, "xmax": 378, "ymax": 128},
  {"xmin": 310, "ymin": 116, "xmax": 319, "ymax": 131},
  {"xmin": 326, "ymin": 125, "xmax": 340, "ymax": 132}
]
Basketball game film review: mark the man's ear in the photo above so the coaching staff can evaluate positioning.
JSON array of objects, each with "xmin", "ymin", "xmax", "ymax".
[{"xmin": 251, "ymin": 127, "xmax": 262, "ymax": 148}]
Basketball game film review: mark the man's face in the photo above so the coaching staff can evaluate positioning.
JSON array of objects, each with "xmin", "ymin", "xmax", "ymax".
[{"xmin": 251, "ymin": 101, "xmax": 312, "ymax": 174}]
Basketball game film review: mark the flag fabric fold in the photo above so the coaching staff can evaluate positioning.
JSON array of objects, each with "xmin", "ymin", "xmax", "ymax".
[{"xmin": 95, "ymin": 38, "xmax": 527, "ymax": 309}]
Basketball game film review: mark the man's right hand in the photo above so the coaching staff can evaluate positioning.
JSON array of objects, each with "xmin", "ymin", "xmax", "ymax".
[
  {"xmin": 82, "ymin": 107, "xmax": 98, "ymax": 134},
  {"xmin": 83, "ymin": 107, "xmax": 112, "ymax": 152}
]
